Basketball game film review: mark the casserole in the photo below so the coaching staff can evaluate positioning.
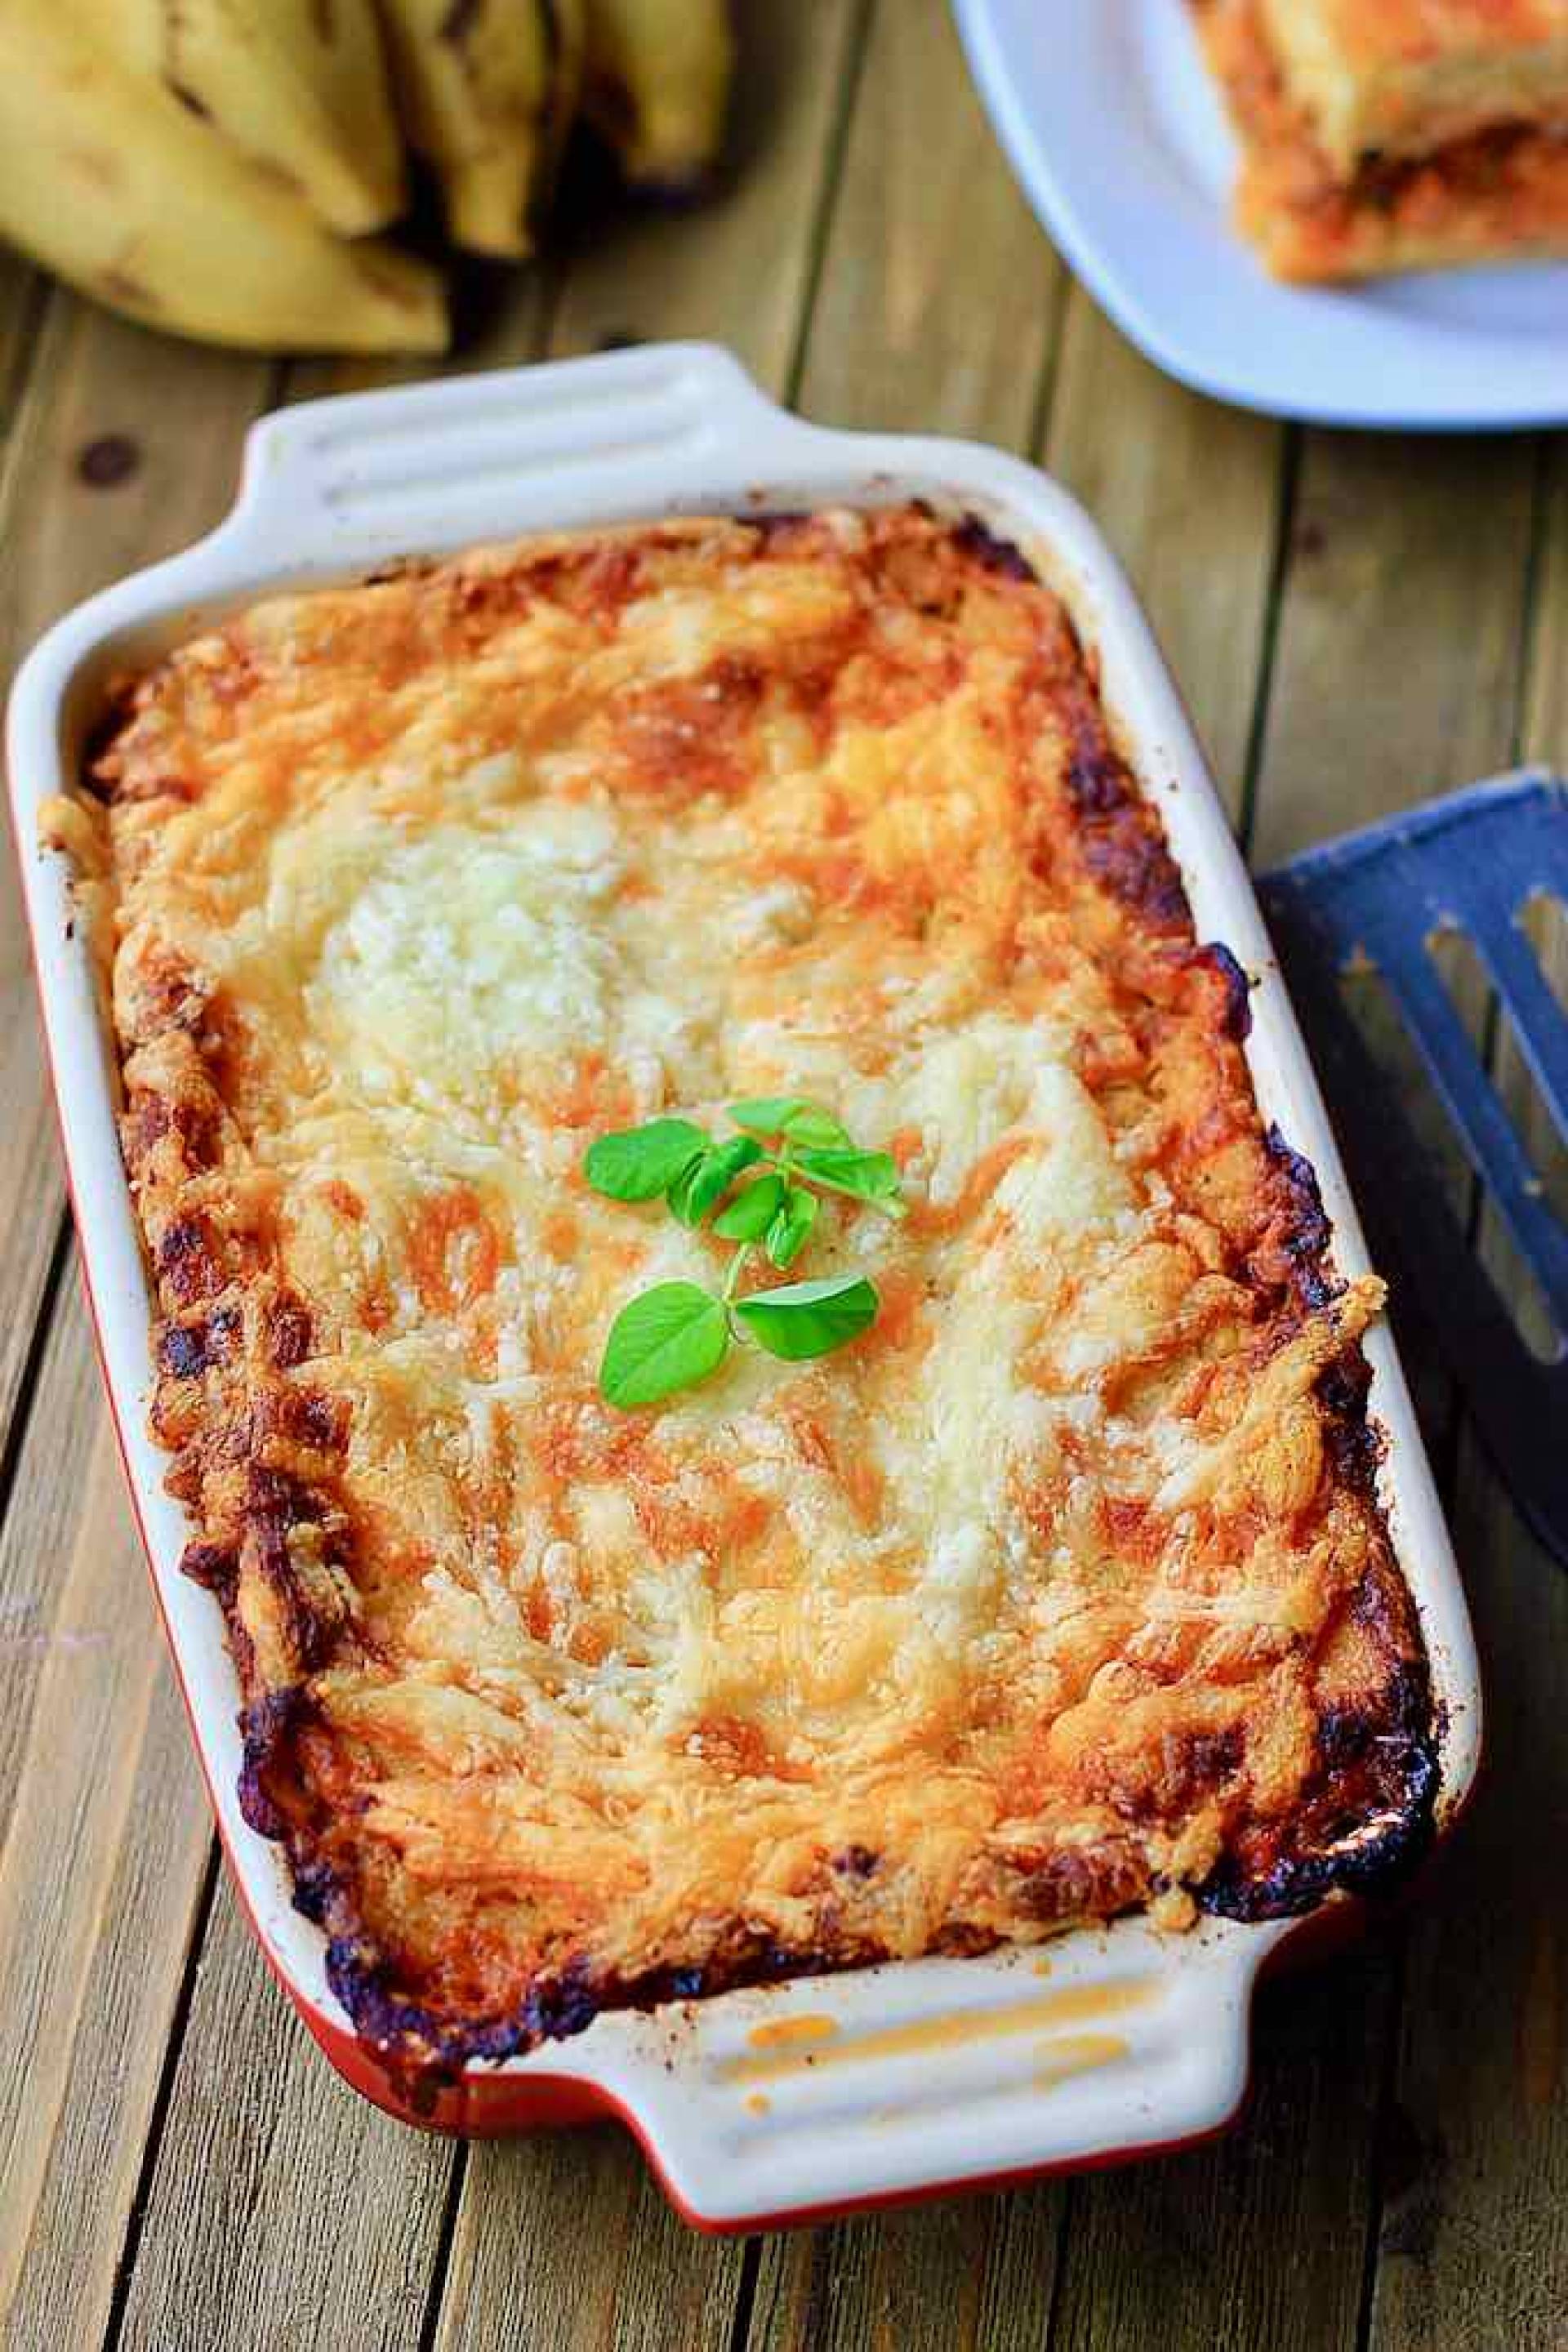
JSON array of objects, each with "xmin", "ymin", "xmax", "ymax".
[
  {"xmin": 1191, "ymin": 0, "xmax": 1568, "ymax": 280},
  {"xmin": 7, "ymin": 343, "xmax": 1481, "ymax": 2229}
]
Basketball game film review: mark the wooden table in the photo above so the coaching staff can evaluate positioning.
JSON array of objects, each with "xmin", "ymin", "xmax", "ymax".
[{"xmin": 2, "ymin": 6, "xmax": 1564, "ymax": 2345}]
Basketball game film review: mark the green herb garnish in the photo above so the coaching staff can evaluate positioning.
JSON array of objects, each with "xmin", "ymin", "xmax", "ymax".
[
  {"xmin": 732, "ymin": 1273, "xmax": 880, "ymax": 1361},
  {"xmin": 584, "ymin": 1098, "xmax": 906, "ymax": 1408},
  {"xmin": 599, "ymin": 1282, "xmax": 730, "ymax": 1410},
  {"xmin": 581, "ymin": 1117, "xmax": 709, "ymax": 1202}
]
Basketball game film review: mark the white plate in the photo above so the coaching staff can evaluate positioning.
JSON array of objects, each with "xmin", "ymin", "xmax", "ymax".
[
  {"xmin": 954, "ymin": 0, "xmax": 1568, "ymax": 430},
  {"xmin": 7, "ymin": 345, "xmax": 1480, "ymax": 2225}
]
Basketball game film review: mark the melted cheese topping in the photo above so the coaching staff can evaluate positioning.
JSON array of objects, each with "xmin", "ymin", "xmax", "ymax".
[{"xmin": 82, "ymin": 509, "xmax": 1430, "ymax": 2062}]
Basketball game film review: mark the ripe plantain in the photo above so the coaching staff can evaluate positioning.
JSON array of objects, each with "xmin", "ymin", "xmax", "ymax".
[
  {"xmin": 581, "ymin": 0, "xmax": 733, "ymax": 189},
  {"xmin": 376, "ymin": 0, "xmax": 574, "ymax": 257},
  {"xmin": 69, "ymin": 0, "xmax": 408, "ymax": 237},
  {"xmin": 0, "ymin": 2, "xmax": 447, "ymax": 352}
]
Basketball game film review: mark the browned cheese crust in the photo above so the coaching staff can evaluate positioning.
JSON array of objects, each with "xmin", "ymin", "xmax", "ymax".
[{"xmin": 68, "ymin": 508, "xmax": 1435, "ymax": 2074}]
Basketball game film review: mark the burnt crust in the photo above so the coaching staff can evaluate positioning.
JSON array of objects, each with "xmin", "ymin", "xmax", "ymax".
[{"xmin": 78, "ymin": 506, "xmax": 1437, "ymax": 2081}]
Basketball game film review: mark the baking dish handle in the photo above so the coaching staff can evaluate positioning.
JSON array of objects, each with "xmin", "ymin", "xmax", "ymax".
[
  {"xmin": 510, "ymin": 1926, "xmax": 1272, "ymax": 2229},
  {"xmin": 224, "ymin": 343, "xmax": 822, "ymax": 572}
]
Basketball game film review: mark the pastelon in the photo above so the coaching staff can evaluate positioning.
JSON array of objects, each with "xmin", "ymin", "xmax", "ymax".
[{"xmin": 582, "ymin": 1099, "xmax": 906, "ymax": 1409}]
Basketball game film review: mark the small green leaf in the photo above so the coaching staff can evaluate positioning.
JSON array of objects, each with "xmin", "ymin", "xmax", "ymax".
[
  {"xmin": 668, "ymin": 1135, "xmax": 763, "ymax": 1227},
  {"xmin": 779, "ymin": 1103, "xmax": 852, "ymax": 1150},
  {"xmin": 728, "ymin": 1098, "xmax": 851, "ymax": 1150},
  {"xmin": 733, "ymin": 1272, "xmax": 879, "ymax": 1361},
  {"xmin": 583, "ymin": 1118, "xmax": 709, "ymax": 1202},
  {"xmin": 764, "ymin": 1184, "xmax": 818, "ymax": 1268},
  {"xmin": 728, "ymin": 1096, "xmax": 805, "ymax": 1138},
  {"xmin": 599, "ymin": 1283, "xmax": 729, "ymax": 1409},
  {"xmin": 791, "ymin": 1147, "xmax": 905, "ymax": 1214},
  {"xmin": 713, "ymin": 1170, "xmax": 787, "ymax": 1242}
]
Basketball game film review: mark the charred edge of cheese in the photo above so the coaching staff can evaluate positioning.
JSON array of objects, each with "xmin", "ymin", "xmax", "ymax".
[{"xmin": 77, "ymin": 504, "xmax": 1437, "ymax": 2076}]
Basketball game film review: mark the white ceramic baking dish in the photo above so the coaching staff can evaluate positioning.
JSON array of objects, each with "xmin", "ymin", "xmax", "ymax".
[{"xmin": 7, "ymin": 341, "xmax": 1481, "ymax": 2230}]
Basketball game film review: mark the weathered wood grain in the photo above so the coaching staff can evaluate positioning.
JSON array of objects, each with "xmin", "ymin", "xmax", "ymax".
[
  {"xmin": 1047, "ymin": 426, "xmax": 1540, "ymax": 2352},
  {"xmin": 750, "ymin": 2189, "xmax": 1064, "ymax": 2352},
  {"xmin": 795, "ymin": 0, "xmax": 1062, "ymax": 443},
  {"xmin": 1052, "ymin": 1955, "xmax": 1399, "ymax": 2352},
  {"xmin": 1370, "ymin": 1423, "xmax": 1568, "ymax": 2352},
  {"xmin": 1524, "ymin": 439, "xmax": 1567, "ymax": 765},
  {"xmin": 0, "ymin": 1269, "xmax": 212, "ymax": 2352},
  {"xmin": 0, "ymin": 255, "xmax": 40, "ymax": 443},
  {"xmin": 1248, "ymin": 433, "xmax": 1538, "ymax": 867},
  {"xmin": 1042, "ymin": 295, "xmax": 1283, "ymax": 810},
  {"xmin": 433, "ymin": 2127, "xmax": 746, "ymax": 2352},
  {"xmin": 113, "ymin": 1880, "xmax": 457, "ymax": 2352},
  {"xmin": 0, "ymin": 301, "xmax": 271, "ymax": 674},
  {"xmin": 1364, "ymin": 448, "xmax": 1568, "ymax": 2352}
]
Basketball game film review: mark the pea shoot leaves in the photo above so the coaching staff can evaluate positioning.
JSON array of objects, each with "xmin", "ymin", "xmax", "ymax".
[
  {"xmin": 791, "ymin": 1147, "xmax": 905, "ymax": 1215},
  {"xmin": 668, "ymin": 1134, "xmax": 762, "ymax": 1227},
  {"xmin": 599, "ymin": 1284, "xmax": 729, "ymax": 1410},
  {"xmin": 764, "ymin": 1183, "xmax": 817, "ymax": 1269},
  {"xmin": 582, "ymin": 1118, "xmax": 708, "ymax": 1202},
  {"xmin": 712, "ymin": 1170, "xmax": 788, "ymax": 1242},
  {"xmin": 728, "ymin": 1098, "xmax": 851, "ymax": 1150},
  {"xmin": 733, "ymin": 1274, "xmax": 879, "ymax": 1361},
  {"xmin": 581, "ymin": 1100, "xmax": 906, "ymax": 1407}
]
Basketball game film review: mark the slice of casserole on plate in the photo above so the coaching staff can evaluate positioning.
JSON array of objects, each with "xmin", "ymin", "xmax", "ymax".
[
  {"xmin": 47, "ymin": 506, "xmax": 1437, "ymax": 2078},
  {"xmin": 1192, "ymin": 0, "xmax": 1568, "ymax": 278}
]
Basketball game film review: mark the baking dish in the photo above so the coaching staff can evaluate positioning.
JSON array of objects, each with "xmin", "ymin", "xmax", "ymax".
[{"xmin": 7, "ymin": 341, "xmax": 1481, "ymax": 2230}]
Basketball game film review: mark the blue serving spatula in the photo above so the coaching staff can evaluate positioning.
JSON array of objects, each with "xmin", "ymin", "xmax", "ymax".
[{"xmin": 1259, "ymin": 775, "xmax": 1568, "ymax": 1571}]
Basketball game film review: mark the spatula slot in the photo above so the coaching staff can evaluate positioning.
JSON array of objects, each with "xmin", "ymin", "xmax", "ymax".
[
  {"xmin": 1334, "ymin": 955, "xmax": 1561, "ymax": 1365},
  {"xmin": 1428, "ymin": 923, "xmax": 1568, "ymax": 1227}
]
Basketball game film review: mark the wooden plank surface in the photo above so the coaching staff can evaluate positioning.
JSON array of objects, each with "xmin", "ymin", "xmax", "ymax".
[
  {"xmin": 1042, "ymin": 293, "xmax": 1283, "ymax": 808},
  {"xmin": 0, "ymin": 256, "xmax": 40, "ymax": 439},
  {"xmin": 795, "ymin": 0, "xmax": 1062, "ymax": 443},
  {"xmin": 0, "ymin": 1268, "xmax": 213, "ymax": 2352},
  {"xmin": 0, "ymin": 8, "xmax": 1564, "ymax": 2348},
  {"xmin": 433, "ymin": 2128, "xmax": 745, "ymax": 2352},
  {"xmin": 115, "ymin": 1882, "xmax": 457, "ymax": 2352},
  {"xmin": 1248, "ymin": 433, "xmax": 1539, "ymax": 866}
]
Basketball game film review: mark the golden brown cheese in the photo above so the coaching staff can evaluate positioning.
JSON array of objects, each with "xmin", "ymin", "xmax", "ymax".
[
  {"xmin": 1196, "ymin": 0, "xmax": 1568, "ymax": 278},
  {"xmin": 71, "ymin": 508, "xmax": 1433, "ymax": 2071}
]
